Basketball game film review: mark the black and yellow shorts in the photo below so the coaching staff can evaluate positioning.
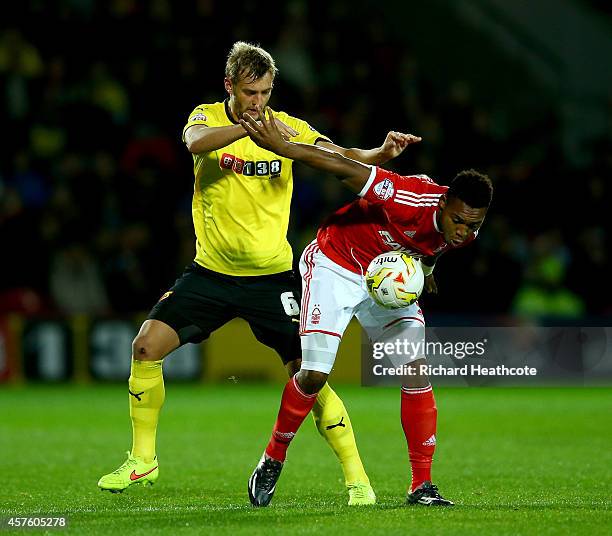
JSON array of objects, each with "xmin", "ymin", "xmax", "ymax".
[{"xmin": 148, "ymin": 262, "xmax": 301, "ymax": 364}]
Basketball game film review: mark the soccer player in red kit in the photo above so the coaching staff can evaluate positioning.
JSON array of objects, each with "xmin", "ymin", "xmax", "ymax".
[{"xmin": 240, "ymin": 107, "xmax": 493, "ymax": 507}]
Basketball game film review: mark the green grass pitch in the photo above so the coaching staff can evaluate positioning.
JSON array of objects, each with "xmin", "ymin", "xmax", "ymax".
[{"xmin": 0, "ymin": 384, "xmax": 610, "ymax": 535}]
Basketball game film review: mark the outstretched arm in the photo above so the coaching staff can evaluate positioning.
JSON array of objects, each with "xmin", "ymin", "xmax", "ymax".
[
  {"xmin": 240, "ymin": 106, "xmax": 372, "ymax": 193},
  {"xmin": 280, "ymin": 143, "xmax": 372, "ymax": 193},
  {"xmin": 317, "ymin": 131, "xmax": 420, "ymax": 165},
  {"xmin": 241, "ymin": 106, "xmax": 421, "ymax": 193}
]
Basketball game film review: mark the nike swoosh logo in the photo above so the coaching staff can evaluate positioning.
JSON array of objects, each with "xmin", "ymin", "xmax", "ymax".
[
  {"xmin": 130, "ymin": 466, "xmax": 158, "ymax": 481},
  {"xmin": 291, "ymin": 318, "xmax": 300, "ymax": 323}
]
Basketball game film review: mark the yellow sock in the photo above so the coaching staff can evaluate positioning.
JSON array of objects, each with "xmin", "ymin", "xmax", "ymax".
[
  {"xmin": 129, "ymin": 359, "xmax": 165, "ymax": 463},
  {"xmin": 312, "ymin": 383, "xmax": 370, "ymax": 486}
]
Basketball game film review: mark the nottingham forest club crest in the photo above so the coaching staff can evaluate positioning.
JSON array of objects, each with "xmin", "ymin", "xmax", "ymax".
[
  {"xmin": 373, "ymin": 178, "xmax": 395, "ymax": 200},
  {"xmin": 310, "ymin": 305, "xmax": 321, "ymax": 325},
  {"xmin": 220, "ymin": 152, "xmax": 282, "ymax": 178}
]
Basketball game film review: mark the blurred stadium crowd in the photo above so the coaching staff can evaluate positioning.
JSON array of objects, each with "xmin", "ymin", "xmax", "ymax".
[{"xmin": 0, "ymin": 1, "xmax": 610, "ymax": 320}]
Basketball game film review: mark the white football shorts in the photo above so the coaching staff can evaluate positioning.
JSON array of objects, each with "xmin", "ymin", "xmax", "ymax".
[{"xmin": 299, "ymin": 240, "xmax": 425, "ymax": 374}]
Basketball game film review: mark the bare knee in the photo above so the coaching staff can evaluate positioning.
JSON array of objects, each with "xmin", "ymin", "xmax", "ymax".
[
  {"xmin": 132, "ymin": 334, "xmax": 164, "ymax": 361},
  {"xmin": 296, "ymin": 369, "xmax": 328, "ymax": 395},
  {"xmin": 131, "ymin": 319, "xmax": 180, "ymax": 361},
  {"xmin": 285, "ymin": 358, "xmax": 301, "ymax": 377}
]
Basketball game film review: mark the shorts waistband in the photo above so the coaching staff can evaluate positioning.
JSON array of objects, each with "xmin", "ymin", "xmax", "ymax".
[{"xmin": 188, "ymin": 262, "xmax": 294, "ymax": 282}]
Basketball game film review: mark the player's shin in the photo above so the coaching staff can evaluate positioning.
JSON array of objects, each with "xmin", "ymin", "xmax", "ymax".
[
  {"xmin": 312, "ymin": 383, "xmax": 370, "ymax": 486},
  {"xmin": 129, "ymin": 359, "xmax": 165, "ymax": 463},
  {"xmin": 400, "ymin": 383, "xmax": 437, "ymax": 492},
  {"xmin": 265, "ymin": 376, "xmax": 318, "ymax": 462}
]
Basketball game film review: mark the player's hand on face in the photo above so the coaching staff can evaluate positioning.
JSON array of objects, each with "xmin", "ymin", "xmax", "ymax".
[
  {"xmin": 240, "ymin": 105, "xmax": 287, "ymax": 153},
  {"xmin": 380, "ymin": 131, "xmax": 422, "ymax": 160},
  {"xmin": 424, "ymin": 274, "xmax": 438, "ymax": 295}
]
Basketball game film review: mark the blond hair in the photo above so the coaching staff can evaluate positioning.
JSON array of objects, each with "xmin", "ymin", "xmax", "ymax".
[{"xmin": 225, "ymin": 41, "xmax": 278, "ymax": 84}]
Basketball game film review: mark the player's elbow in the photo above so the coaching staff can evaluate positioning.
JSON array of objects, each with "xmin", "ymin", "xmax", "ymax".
[
  {"xmin": 328, "ymin": 150, "xmax": 359, "ymax": 173},
  {"xmin": 185, "ymin": 138, "xmax": 200, "ymax": 154},
  {"xmin": 341, "ymin": 175, "xmax": 367, "ymax": 194},
  {"xmin": 330, "ymin": 154, "xmax": 370, "ymax": 192},
  {"xmin": 185, "ymin": 131, "xmax": 209, "ymax": 154}
]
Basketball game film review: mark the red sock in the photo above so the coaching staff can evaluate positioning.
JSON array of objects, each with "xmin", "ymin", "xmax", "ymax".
[
  {"xmin": 401, "ymin": 385, "xmax": 437, "ymax": 492},
  {"xmin": 265, "ymin": 376, "xmax": 318, "ymax": 462}
]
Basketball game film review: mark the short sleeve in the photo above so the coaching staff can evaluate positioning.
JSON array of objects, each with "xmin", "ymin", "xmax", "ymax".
[
  {"xmin": 359, "ymin": 167, "xmax": 447, "ymax": 223},
  {"xmin": 182, "ymin": 105, "xmax": 218, "ymax": 141},
  {"xmin": 360, "ymin": 167, "xmax": 441, "ymax": 202}
]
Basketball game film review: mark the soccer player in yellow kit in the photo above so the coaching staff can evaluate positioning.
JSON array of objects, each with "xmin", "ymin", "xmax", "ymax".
[{"xmin": 98, "ymin": 42, "xmax": 415, "ymax": 505}]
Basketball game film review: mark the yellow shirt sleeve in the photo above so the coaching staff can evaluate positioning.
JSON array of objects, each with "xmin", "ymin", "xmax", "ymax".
[{"xmin": 182, "ymin": 104, "xmax": 223, "ymax": 141}]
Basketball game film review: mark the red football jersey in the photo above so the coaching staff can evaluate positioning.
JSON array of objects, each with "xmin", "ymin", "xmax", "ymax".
[{"xmin": 317, "ymin": 166, "xmax": 476, "ymax": 274}]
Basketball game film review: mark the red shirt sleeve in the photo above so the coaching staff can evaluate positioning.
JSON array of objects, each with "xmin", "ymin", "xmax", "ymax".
[
  {"xmin": 360, "ymin": 167, "xmax": 442, "ymax": 202},
  {"xmin": 360, "ymin": 166, "xmax": 446, "ymax": 210}
]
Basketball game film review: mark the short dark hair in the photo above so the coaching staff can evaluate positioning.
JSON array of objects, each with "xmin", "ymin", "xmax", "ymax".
[
  {"xmin": 225, "ymin": 41, "xmax": 278, "ymax": 84},
  {"xmin": 447, "ymin": 169, "xmax": 493, "ymax": 208}
]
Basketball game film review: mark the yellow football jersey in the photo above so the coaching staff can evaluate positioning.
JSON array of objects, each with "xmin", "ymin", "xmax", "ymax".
[{"xmin": 182, "ymin": 100, "xmax": 329, "ymax": 276}]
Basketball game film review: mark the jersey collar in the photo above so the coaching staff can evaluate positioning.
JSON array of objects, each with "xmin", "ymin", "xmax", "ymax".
[{"xmin": 224, "ymin": 98, "xmax": 238, "ymax": 124}]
